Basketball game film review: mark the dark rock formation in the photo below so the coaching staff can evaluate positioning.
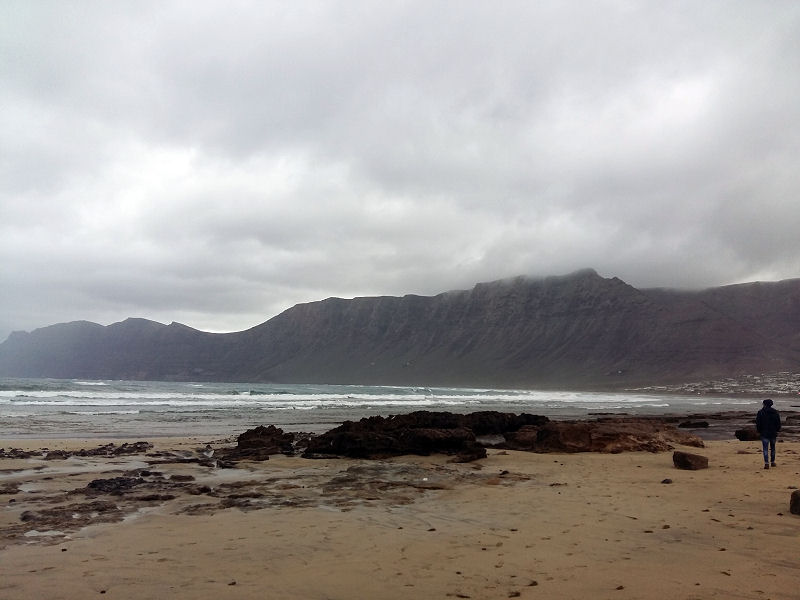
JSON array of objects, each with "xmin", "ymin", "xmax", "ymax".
[
  {"xmin": 3, "ymin": 270, "xmax": 800, "ymax": 387},
  {"xmin": 679, "ymin": 421, "xmax": 709, "ymax": 429},
  {"xmin": 212, "ymin": 425, "xmax": 310, "ymax": 462},
  {"xmin": 462, "ymin": 411, "xmax": 550, "ymax": 434},
  {"xmin": 672, "ymin": 451, "xmax": 709, "ymax": 470},
  {"xmin": 302, "ymin": 411, "xmax": 528, "ymax": 460},
  {"xmin": 302, "ymin": 410, "xmax": 549, "ymax": 460},
  {"xmin": 0, "ymin": 448, "xmax": 41, "ymax": 459},
  {"xmin": 790, "ymin": 490, "xmax": 800, "ymax": 516},
  {"xmin": 86, "ymin": 477, "xmax": 143, "ymax": 495},
  {"xmin": 237, "ymin": 425, "xmax": 295, "ymax": 456},
  {"xmin": 735, "ymin": 427, "xmax": 760, "ymax": 441},
  {"xmin": 301, "ymin": 411, "xmax": 703, "ymax": 460}
]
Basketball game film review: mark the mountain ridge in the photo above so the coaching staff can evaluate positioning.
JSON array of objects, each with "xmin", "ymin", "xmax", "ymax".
[{"xmin": 2, "ymin": 270, "xmax": 799, "ymax": 388}]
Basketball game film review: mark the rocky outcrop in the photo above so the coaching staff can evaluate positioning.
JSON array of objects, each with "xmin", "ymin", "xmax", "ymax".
[
  {"xmin": 86, "ymin": 477, "xmax": 143, "ymax": 495},
  {"xmin": 210, "ymin": 425, "xmax": 312, "ymax": 462},
  {"xmin": 302, "ymin": 410, "xmax": 548, "ymax": 461},
  {"xmin": 302, "ymin": 411, "xmax": 494, "ymax": 461},
  {"xmin": 503, "ymin": 419, "xmax": 704, "ymax": 453},
  {"xmin": 302, "ymin": 411, "xmax": 703, "ymax": 460}
]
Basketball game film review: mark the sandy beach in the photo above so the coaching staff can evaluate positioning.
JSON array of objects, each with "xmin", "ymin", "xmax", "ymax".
[{"xmin": 1, "ymin": 434, "xmax": 799, "ymax": 600}]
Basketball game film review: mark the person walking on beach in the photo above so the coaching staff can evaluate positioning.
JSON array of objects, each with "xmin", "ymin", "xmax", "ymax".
[{"xmin": 756, "ymin": 398, "xmax": 781, "ymax": 469}]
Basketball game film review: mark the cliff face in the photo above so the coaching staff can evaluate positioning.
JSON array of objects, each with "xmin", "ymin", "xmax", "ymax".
[{"xmin": 2, "ymin": 270, "xmax": 799, "ymax": 387}]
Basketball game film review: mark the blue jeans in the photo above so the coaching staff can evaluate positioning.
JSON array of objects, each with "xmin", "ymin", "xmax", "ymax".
[{"xmin": 761, "ymin": 436, "xmax": 776, "ymax": 464}]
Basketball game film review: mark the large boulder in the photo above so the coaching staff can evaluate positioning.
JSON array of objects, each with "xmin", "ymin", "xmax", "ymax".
[{"xmin": 735, "ymin": 427, "xmax": 760, "ymax": 441}]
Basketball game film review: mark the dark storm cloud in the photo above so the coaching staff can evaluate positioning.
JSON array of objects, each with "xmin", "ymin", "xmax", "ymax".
[{"xmin": 2, "ymin": 1, "xmax": 800, "ymax": 340}]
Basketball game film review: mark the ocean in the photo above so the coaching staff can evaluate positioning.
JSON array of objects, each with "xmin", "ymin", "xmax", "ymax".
[{"xmin": 0, "ymin": 377, "xmax": 764, "ymax": 440}]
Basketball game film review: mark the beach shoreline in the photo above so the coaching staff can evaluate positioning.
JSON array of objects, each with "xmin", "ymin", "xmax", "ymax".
[
  {"xmin": 4, "ymin": 376, "xmax": 794, "ymax": 441},
  {"xmin": 2, "ymin": 418, "xmax": 799, "ymax": 600}
]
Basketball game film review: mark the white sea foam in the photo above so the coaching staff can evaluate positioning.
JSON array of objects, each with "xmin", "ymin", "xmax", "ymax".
[{"xmin": 24, "ymin": 529, "xmax": 66, "ymax": 538}]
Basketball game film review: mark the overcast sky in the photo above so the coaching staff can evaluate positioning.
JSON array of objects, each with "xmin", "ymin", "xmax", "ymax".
[{"xmin": 2, "ymin": 1, "xmax": 800, "ymax": 340}]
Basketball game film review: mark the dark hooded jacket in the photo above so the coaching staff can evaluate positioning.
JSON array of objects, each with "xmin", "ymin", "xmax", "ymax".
[{"xmin": 756, "ymin": 406, "xmax": 781, "ymax": 438}]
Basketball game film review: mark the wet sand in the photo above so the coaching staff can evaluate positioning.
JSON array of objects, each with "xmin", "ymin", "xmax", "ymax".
[{"xmin": 1, "ymin": 435, "xmax": 799, "ymax": 600}]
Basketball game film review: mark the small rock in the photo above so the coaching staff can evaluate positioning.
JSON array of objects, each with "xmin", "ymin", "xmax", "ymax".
[
  {"xmin": 672, "ymin": 451, "xmax": 708, "ymax": 470},
  {"xmin": 790, "ymin": 490, "xmax": 800, "ymax": 515},
  {"xmin": 661, "ymin": 478, "xmax": 673, "ymax": 484}
]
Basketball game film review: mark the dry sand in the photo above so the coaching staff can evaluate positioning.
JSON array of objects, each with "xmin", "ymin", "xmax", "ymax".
[{"xmin": 1, "ymin": 436, "xmax": 798, "ymax": 600}]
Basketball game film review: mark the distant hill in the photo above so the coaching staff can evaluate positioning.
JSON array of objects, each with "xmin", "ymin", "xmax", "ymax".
[{"xmin": 1, "ymin": 269, "xmax": 799, "ymax": 388}]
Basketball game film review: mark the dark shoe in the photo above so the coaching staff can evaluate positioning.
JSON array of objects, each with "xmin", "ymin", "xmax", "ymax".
[
  {"xmin": 764, "ymin": 464, "xmax": 769, "ymax": 469},
  {"xmin": 771, "ymin": 462, "xmax": 777, "ymax": 467}
]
